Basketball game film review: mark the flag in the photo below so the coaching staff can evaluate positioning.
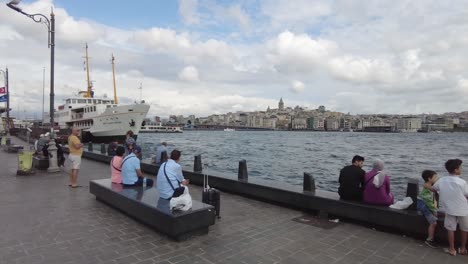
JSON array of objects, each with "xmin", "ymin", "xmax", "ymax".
[
  {"xmin": 0, "ymin": 87, "xmax": 5, "ymax": 94},
  {"xmin": 0, "ymin": 94, "xmax": 7, "ymax": 102}
]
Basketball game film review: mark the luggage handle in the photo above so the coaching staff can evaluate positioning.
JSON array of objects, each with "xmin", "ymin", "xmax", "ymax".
[{"xmin": 203, "ymin": 163, "xmax": 209, "ymax": 190}]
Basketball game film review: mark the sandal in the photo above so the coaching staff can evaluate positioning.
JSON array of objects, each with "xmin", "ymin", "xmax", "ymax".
[
  {"xmin": 70, "ymin": 185, "xmax": 83, "ymax": 188},
  {"xmin": 444, "ymin": 248, "xmax": 457, "ymax": 256},
  {"xmin": 458, "ymin": 248, "xmax": 467, "ymax": 255}
]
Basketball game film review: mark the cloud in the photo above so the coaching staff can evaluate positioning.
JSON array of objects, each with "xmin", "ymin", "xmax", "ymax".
[
  {"xmin": 179, "ymin": 0, "xmax": 200, "ymax": 25},
  {"xmin": 178, "ymin": 66, "xmax": 200, "ymax": 82},
  {"xmin": 289, "ymin": 80, "xmax": 305, "ymax": 94}
]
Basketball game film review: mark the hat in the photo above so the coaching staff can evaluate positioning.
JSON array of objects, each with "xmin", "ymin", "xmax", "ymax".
[{"xmin": 134, "ymin": 145, "xmax": 142, "ymax": 153}]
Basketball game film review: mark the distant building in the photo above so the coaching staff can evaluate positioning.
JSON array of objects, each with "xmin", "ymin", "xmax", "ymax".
[
  {"xmin": 397, "ymin": 117, "xmax": 422, "ymax": 132},
  {"xmin": 278, "ymin": 98, "xmax": 284, "ymax": 111},
  {"xmin": 326, "ymin": 118, "xmax": 340, "ymax": 131},
  {"xmin": 318, "ymin": 105, "xmax": 326, "ymax": 113}
]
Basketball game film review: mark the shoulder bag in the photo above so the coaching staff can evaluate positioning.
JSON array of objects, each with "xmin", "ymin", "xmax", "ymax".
[{"xmin": 163, "ymin": 163, "xmax": 185, "ymax": 198}]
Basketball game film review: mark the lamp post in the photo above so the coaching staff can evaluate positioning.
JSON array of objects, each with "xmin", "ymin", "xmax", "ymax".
[
  {"xmin": 7, "ymin": 1, "xmax": 60, "ymax": 172},
  {"xmin": 0, "ymin": 68, "xmax": 9, "ymax": 140}
]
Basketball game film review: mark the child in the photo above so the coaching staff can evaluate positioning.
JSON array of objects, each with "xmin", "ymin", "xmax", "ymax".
[
  {"xmin": 433, "ymin": 159, "xmax": 468, "ymax": 256},
  {"xmin": 417, "ymin": 170, "xmax": 438, "ymax": 248}
]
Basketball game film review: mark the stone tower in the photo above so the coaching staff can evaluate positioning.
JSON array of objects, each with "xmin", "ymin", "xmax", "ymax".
[{"xmin": 278, "ymin": 98, "xmax": 284, "ymax": 110}]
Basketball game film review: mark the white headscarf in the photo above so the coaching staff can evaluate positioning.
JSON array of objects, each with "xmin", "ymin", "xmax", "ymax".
[{"xmin": 372, "ymin": 159, "xmax": 387, "ymax": 188}]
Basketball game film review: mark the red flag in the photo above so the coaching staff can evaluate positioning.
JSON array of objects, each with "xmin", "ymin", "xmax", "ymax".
[{"xmin": 0, "ymin": 87, "xmax": 5, "ymax": 94}]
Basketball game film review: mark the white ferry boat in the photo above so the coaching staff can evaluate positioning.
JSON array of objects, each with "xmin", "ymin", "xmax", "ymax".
[
  {"xmin": 52, "ymin": 44, "xmax": 150, "ymax": 142},
  {"xmin": 224, "ymin": 128, "xmax": 235, "ymax": 131},
  {"xmin": 140, "ymin": 123, "xmax": 183, "ymax": 133}
]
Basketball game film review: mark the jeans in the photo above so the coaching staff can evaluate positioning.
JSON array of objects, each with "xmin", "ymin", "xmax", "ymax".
[
  {"xmin": 417, "ymin": 199, "xmax": 437, "ymax": 224},
  {"xmin": 123, "ymin": 177, "xmax": 154, "ymax": 187}
]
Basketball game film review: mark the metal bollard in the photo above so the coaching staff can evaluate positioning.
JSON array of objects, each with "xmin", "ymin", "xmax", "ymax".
[
  {"xmin": 100, "ymin": 143, "xmax": 106, "ymax": 154},
  {"xmin": 88, "ymin": 142, "xmax": 93, "ymax": 152},
  {"xmin": 238, "ymin": 159, "xmax": 248, "ymax": 181},
  {"xmin": 406, "ymin": 178, "xmax": 419, "ymax": 211},
  {"xmin": 194, "ymin": 155, "xmax": 202, "ymax": 172},
  {"xmin": 6, "ymin": 138, "xmax": 11, "ymax": 146},
  {"xmin": 303, "ymin": 172, "xmax": 315, "ymax": 192}
]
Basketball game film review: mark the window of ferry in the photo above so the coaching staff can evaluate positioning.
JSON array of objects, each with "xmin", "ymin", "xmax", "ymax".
[
  {"xmin": 93, "ymin": 106, "xmax": 96, "ymax": 112},
  {"xmin": 66, "ymin": 99, "xmax": 71, "ymax": 104},
  {"xmin": 78, "ymin": 99, "xmax": 86, "ymax": 104},
  {"xmin": 72, "ymin": 99, "xmax": 77, "ymax": 104},
  {"xmin": 111, "ymin": 100, "xmax": 114, "ymax": 104},
  {"xmin": 87, "ymin": 99, "xmax": 92, "ymax": 104},
  {"xmin": 98, "ymin": 99, "xmax": 102, "ymax": 104}
]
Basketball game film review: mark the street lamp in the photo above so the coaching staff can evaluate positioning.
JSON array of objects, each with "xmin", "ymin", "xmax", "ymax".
[
  {"xmin": 7, "ymin": 0, "xmax": 60, "ymax": 172},
  {"xmin": 0, "ymin": 68, "xmax": 9, "ymax": 140}
]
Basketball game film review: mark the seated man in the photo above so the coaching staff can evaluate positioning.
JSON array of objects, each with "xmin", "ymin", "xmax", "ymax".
[
  {"xmin": 338, "ymin": 155, "xmax": 365, "ymax": 201},
  {"xmin": 121, "ymin": 143, "xmax": 153, "ymax": 187},
  {"xmin": 155, "ymin": 141, "xmax": 168, "ymax": 165},
  {"xmin": 156, "ymin": 150, "xmax": 189, "ymax": 200}
]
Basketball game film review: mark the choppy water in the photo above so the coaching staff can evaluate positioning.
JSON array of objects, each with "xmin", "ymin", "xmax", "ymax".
[{"xmin": 137, "ymin": 131, "xmax": 468, "ymax": 199}]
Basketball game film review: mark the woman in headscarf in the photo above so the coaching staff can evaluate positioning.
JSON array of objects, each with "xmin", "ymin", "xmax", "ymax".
[{"xmin": 363, "ymin": 159, "xmax": 394, "ymax": 206}]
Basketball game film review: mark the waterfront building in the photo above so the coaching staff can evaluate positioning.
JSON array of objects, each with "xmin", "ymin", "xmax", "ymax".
[
  {"xmin": 292, "ymin": 117, "xmax": 307, "ymax": 129},
  {"xmin": 326, "ymin": 118, "xmax": 340, "ymax": 131},
  {"xmin": 397, "ymin": 116, "xmax": 422, "ymax": 132}
]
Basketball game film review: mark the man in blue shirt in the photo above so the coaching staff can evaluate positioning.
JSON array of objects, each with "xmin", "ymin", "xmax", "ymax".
[
  {"xmin": 122, "ymin": 151, "xmax": 154, "ymax": 187},
  {"xmin": 155, "ymin": 141, "xmax": 167, "ymax": 165},
  {"xmin": 156, "ymin": 150, "xmax": 189, "ymax": 199}
]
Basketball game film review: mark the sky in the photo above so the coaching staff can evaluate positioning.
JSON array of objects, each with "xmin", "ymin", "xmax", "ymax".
[{"xmin": 1, "ymin": 0, "xmax": 468, "ymax": 119}]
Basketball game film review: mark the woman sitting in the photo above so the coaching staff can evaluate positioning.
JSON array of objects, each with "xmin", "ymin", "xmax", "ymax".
[
  {"xmin": 363, "ymin": 159, "xmax": 394, "ymax": 206},
  {"xmin": 110, "ymin": 146, "xmax": 125, "ymax": 183}
]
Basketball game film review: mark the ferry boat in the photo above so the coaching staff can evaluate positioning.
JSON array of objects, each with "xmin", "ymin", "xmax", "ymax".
[
  {"xmin": 223, "ymin": 128, "xmax": 235, "ymax": 132},
  {"xmin": 140, "ymin": 123, "xmax": 183, "ymax": 133},
  {"xmin": 52, "ymin": 44, "xmax": 150, "ymax": 143}
]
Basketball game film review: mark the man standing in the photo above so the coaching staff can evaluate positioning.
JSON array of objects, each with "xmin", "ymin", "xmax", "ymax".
[
  {"xmin": 68, "ymin": 127, "xmax": 83, "ymax": 188},
  {"xmin": 338, "ymin": 155, "xmax": 365, "ymax": 201}
]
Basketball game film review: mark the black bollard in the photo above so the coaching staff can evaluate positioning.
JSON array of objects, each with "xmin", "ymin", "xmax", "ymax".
[
  {"xmin": 238, "ymin": 159, "xmax": 248, "ymax": 181},
  {"xmin": 406, "ymin": 178, "xmax": 419, "ymax": 211},
  {"xmin": 88, "ymin": 142, "xmax": 93, "ymax": 152},
  {"xmin": 6, "ymin": 138, "xmax": 11, "ymax": 146},
  {"xmin": 100, "ymin": 143, "xmax": 106, "ymax": 154},
  {"xmin": 194, "ymin": 155, "xmax": 202, "ymax": 172},
  {"xmin": 303, "ymin": 172, "xmax": 316, "ymax": 192}
]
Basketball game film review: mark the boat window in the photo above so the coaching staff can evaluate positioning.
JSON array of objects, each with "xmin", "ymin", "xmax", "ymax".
[
  {"xmin": 66, "ymin": 99, "xmax": 71, "ymax": 104},
  {"xmin": 98, "ymin": 99, "xmax": 102, "ymax": 104},
  {"xmin": 87, "ymin": 99, "xmax": 92, "ymax": 104},
  {"xmin": 72, "ymin": 99, "xmax": 76, "ymax": 103},
  {"xmin": 106, "ymin": 105, "xmax": 111, "ymax": 108},
  {"xmin": 93, "ymin": 106, "xmax": 96, "ymax": 112},
  {"xmin": 78, "ymin": 99, "xmax": 86, "ymax": 103},
  {"xmin": 111, "ymin": 100, "xmax": 114, "ymax": 104}
]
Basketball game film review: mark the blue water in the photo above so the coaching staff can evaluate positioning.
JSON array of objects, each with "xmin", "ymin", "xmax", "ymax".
[{"xmin": 137, "ymin": 131, "xmax": 468, "ymax": 199}]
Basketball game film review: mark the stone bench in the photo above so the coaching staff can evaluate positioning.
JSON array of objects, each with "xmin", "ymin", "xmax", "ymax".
[{"xmin": 90, "ymin": 179, "xmax": 216, "ymax": 241}]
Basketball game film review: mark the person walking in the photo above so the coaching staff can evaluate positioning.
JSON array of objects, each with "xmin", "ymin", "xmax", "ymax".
[{"xmin": 68, "ymin": 127, "xmax": 83, "ymax": 188}]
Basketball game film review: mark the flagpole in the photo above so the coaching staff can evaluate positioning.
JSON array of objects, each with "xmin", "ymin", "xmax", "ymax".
[{"xmin": 5, "ymin": 67, "xmax": 9, "ymax": 136}]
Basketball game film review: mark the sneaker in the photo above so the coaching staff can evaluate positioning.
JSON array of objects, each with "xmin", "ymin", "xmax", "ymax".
[{"xmin": 425, "ymin": 239, "xmax": 438, "ymax": 248}]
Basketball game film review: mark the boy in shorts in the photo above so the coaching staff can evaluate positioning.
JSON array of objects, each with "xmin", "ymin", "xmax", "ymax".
[
  {"xmin": 417, "ymin": 170, "xmax": 438, "ymax": 248},
  {"xmin": 433, "ymin": 159, "xmax": 468, "ymax": 256}
]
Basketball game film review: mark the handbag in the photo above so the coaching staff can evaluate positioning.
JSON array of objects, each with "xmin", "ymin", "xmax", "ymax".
[{"xmin": 163, "ymin": 163, "xmax": 185, "ymax": 198}]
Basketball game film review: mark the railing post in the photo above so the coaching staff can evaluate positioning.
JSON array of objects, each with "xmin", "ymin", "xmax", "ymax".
[
  {"xmin": 238, "ymin": 159, "xmax": 248, "ymax": 181},
  {"xmin": 100, "ymin": 143, "xmax": 106, "ymax": 154},
  {"xmin": 88, "ymin": 142, "xmax": 93, "ymax": 152},
  {"xmin": 303, "ymin": 172, "xmax": 315, "ymax": 192},
  {"xmin": 194, "ymin": 155, "xmax": 202, "ymax": 173},
  {"xmin": 406, "ymin": 178, "xmax": 419, "ymax": 211}
]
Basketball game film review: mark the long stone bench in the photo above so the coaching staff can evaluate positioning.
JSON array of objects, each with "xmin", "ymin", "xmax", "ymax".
[{"xmin": 90, "ymin": 179, "xmax": 216, "ymax": 241}]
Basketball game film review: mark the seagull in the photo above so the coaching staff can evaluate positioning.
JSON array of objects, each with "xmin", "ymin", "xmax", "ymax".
[{"xmin": 8, "ymin": 0, "xmax": 21, "ymax": 5}]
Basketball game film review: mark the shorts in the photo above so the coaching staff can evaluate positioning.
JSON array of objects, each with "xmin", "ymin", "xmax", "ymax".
[
  {"xmin": 68, "ymin": 155, "xmax": 82, "ymax": 170},
  {"xmin": 444, "ymin": 214, "xmax": 468, "ymax": 231},
  {"xmin": 417, "ymin": 200, "xmax": 437, "ymax": 225}
]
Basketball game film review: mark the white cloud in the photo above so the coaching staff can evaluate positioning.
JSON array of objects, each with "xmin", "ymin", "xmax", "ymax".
[
  {"xmin": 289, "ymin": 81, "xmax": 305, "ymax": 94},
  {"xmin": 178, "ymin": 66, "xmax": 200, "ymax": 82},
  {"xmin": 179, "ymin": 0, "xmax": 200, "ymax": 25}
]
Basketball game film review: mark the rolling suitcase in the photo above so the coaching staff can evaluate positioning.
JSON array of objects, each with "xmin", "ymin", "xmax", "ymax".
[{"xmin": 202, "ymin": 164, "xmax": 221, "ymax": 218}]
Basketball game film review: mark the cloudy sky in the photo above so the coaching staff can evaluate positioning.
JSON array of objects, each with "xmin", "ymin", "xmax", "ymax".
[{"xmin": 1, "ymin": 0, "xmax": 468, "ymax": 119}]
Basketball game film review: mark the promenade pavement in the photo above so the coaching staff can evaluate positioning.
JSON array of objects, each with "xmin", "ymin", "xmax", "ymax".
[{"xmin": 0, "ymin": 137, "xmax": 466, "ymax": 264}]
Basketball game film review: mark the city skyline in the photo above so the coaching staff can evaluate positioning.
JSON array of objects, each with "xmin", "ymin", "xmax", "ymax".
[{"xmin": 1, "ymin": 0, "xmax": 468, "ymax": 118}]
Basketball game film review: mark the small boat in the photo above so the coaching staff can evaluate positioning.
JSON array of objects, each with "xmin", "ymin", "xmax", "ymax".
[
  {"xmin": 140, "ymin": 123, "xmax": 183, "ymax": 133},
  {"xmin": 224, "ymin": 128, "xmax": 235, "ymax": 132}
]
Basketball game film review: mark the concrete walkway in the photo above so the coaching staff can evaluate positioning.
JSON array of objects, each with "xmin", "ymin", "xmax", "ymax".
[{"xmin": 0, "ymin": 137, "xmax": 466, "ymax": 264}]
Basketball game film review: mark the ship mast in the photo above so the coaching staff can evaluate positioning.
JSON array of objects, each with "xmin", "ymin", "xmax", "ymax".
[
  {"xmin": 85, "ymin": 43, "xmax": 92, "ymax": 98},
  {"xmin": 111, "ymin": 54, "xmax": 118, "ymax": 104}
]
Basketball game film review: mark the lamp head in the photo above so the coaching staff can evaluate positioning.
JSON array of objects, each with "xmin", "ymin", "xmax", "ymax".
[
  {"xmin": 6, "ymin": 0, "xmax": 22, "ymax": 12},
  {"xmin": 8, "ymin": 0, "xmax": 21, "ymax": 5}
]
